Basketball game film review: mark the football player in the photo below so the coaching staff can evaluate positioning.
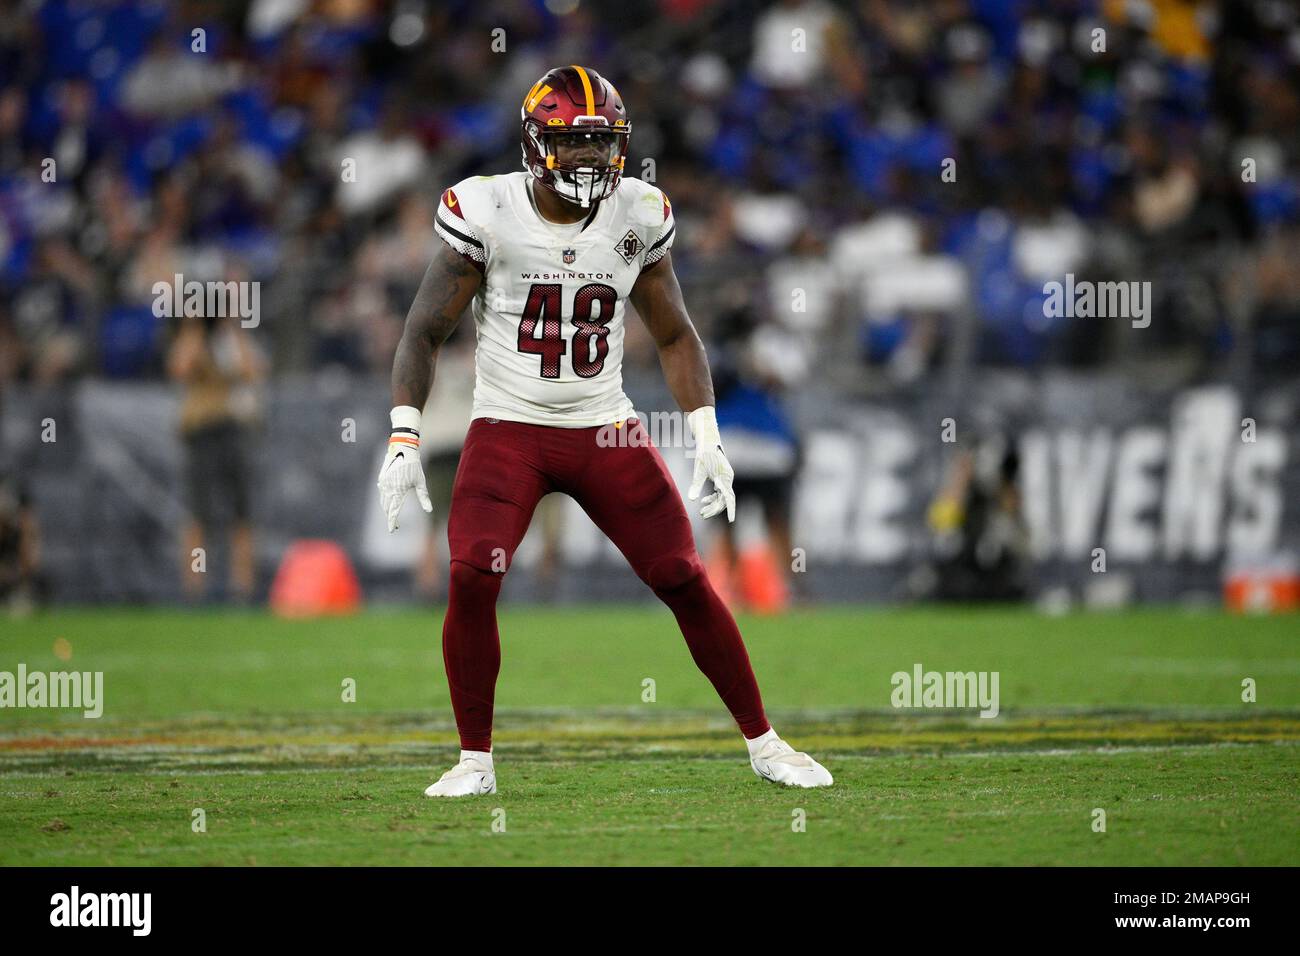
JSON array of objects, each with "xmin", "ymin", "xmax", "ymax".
[{"xmin": 379, "ymin": 65, "xmax": 832, "ymax": 795}]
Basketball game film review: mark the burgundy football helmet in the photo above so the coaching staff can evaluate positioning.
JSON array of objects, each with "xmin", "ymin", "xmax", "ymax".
[{"xmin": 521, "ymin": 65, "xmax": 630, "ymax": 208}]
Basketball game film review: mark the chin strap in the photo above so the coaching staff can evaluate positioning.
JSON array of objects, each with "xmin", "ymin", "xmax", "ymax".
[{"xmin": 534, "ymin": 170, "xmax": 605, "ymax": 213}]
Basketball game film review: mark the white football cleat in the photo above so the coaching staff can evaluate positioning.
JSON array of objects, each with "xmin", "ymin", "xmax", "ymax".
[
  {"xmin": 750, "ymin": 738, "xmax": 833, "ymax": 788},
  {"xmin": 423, "ymin": 755, "xmax": 497, "ymax": 797}
]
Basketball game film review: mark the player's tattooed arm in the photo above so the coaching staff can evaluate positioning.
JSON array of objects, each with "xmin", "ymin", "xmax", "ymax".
[
  {"xmin": 628, "ymin": 251, "xmax": 715, "ymax": 412},
  {"xmin": 391, "ymin": 241, "xmax": 482, "ymax": 408}
]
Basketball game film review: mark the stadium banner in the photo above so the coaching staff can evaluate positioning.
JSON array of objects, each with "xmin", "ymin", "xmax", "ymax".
[{"xmin": 2, "ymin": 376, "xmax": 1295, "ymax": 605}]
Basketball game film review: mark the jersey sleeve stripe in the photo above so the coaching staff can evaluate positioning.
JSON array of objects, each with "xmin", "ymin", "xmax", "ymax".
[
  {"xmin": 642, "ymin": 220, "xmax": 675, "ymax": 270},
  {"xmin": 647, "ymin": 222, "xmax": 675, "ymax": 252},
  {"xmin": 435, "ymin": 214, "xmax": 485, "ymax": 250},
  {"xmin": 434, "ymin": 218, "xmax": 487, "ymax": 272}
]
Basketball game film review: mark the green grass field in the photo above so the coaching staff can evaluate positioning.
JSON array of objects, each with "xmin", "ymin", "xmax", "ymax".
[{"xmin": 1, "ymin": 606, "xmax": 1297, "ymax": 866}]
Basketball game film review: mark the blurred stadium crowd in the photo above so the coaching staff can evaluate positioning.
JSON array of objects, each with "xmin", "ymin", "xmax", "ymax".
[{"xmin": 2, "ymin": 0, "xmax": 1298, "ymax": 395}]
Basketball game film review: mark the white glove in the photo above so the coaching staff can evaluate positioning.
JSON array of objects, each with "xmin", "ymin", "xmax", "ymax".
[
  {"xmin": 686, "ymin": 406, "xmax": 736, "ymax": 522},
  {"xmin": 377, "ymin": 405, "xmax": 433, "ymax": 532}
]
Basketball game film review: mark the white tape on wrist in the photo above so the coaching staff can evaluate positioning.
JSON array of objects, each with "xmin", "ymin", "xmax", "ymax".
[
  {"xmin": 687, "ymin": 406, "xmax": 721, "ymax": 450},
  {"xmin": 389, "ymin": 405, "xmax": 422, "ymax": 450}
]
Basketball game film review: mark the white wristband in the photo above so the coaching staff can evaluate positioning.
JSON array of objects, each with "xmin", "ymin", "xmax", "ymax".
[
  {"xmin": 687, "ymin": 406, "xmax": 721, "ymax": 449},
  {"xmin": 389, "ymin": 405, "xmax": 422, "ymax": 434}
]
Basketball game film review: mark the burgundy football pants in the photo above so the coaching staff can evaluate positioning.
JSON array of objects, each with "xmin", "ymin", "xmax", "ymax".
[{"xmin": 442, "ymin": 416, "xmax": 770, "ymax": 751}]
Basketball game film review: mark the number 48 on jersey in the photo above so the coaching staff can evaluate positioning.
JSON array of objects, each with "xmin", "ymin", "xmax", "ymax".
[{"xmin": 517, "ymin": 282, "xmax": 618, "ymax": 379}]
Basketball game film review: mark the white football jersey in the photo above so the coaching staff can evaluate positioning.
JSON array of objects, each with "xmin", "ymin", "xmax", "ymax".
[{"xmin": 433, "ymin": 171, "xmax": 675, "ymax": 427}]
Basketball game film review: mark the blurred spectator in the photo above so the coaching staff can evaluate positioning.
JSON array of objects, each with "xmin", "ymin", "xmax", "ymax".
[
  {"xmin": 704, "ymin": 289, "xmax": 806, "ymax": 610},
  {"xmin": 8, "ymin": 239, "xmax": 96, "ymax": 383},
  {"xmin": 1250, "ymin": 226, "xmax": 1300, "ymax": 374},
  {"xmin": 916, "ymin": 432, "xmax": 1028, "ymax": 603},
  {"xmin": 122, "ymin": 34, "xmax": 238, "ymax": 119},
  {"xmin": 167, "ymin": 313, "xmax": 266, "ymax": 602},
  {"xmin": 334, "ymin": 102, "xmax": 427, "ymax": 217},
  {"xmin": 750, "ymin": 0, "xmax": 844, "ymax": 91},
  {"xmin": 0, "ymin": 470, "xmax": 43, "ymax": 614}
]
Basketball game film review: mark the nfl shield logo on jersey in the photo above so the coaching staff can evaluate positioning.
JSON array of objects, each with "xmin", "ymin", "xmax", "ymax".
[{"xmin": 562, "ymin": 247, "xmax": 576, "ymax": 264}]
